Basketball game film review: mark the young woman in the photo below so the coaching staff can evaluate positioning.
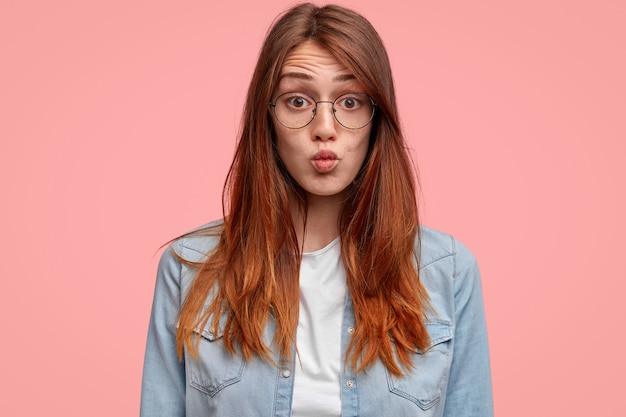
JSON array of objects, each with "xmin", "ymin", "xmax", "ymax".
[{"xmin": 140, "ymin": 3, "xmax": 493, "ymax": 416}]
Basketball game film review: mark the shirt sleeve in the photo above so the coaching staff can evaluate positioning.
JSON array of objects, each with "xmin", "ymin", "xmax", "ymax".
[
  {"xmin": 443, "ymin": 238, "xmax": 494, "ymax": 416},
  {"xmin": 140, "ymin": 245, "xmax": 186, "ymax": 417}
]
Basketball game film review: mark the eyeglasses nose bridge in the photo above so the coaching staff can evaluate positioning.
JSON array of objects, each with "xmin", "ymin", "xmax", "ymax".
[{"xmin": 312, "ymin": 100, "xmax": 336, "ymax": 118}]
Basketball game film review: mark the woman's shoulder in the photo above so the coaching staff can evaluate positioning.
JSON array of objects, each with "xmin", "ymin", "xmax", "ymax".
[
  {"xmin": 169, "ymin": 219, "xmax": 224, "ymax": 263},
  {"xmin": 418, "ymin": 225, "xmax": 479, "ymax": 273},
  {"xmin": 417, "ymin": 225, "xmax": 484, "ymax": 326}
]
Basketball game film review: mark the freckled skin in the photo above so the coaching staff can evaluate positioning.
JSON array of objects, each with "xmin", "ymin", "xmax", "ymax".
[{"xmin": 272, "ymin": 41, "xmax": 372, "ymax": 201}]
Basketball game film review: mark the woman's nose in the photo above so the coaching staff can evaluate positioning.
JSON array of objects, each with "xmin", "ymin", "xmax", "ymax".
[{"xmin": 311, "ymin": 101, "xmax": 337, "ymax": 141}]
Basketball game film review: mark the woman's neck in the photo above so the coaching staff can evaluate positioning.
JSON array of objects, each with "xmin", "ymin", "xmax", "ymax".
[{"xmin": 292, "ymin": 192, "xmax": 345, "ymax": 253}]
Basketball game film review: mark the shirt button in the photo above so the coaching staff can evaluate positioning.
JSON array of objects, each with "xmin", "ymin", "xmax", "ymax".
[
  {"xmin": 281, "ymin": 369, "xmax": 291, "ymax": 378},
  {"xmin": 347, "ymin": 327, "xmax": 355, "ymax": 334},
  {"xmin": 346, "ymin": 380, "xmax": 355, "ymax": 388}
]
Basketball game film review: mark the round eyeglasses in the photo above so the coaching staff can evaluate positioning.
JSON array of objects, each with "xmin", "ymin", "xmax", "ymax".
[{"xmin": 269, "ymin": 92, "xmax": 376, "ymax": 130}]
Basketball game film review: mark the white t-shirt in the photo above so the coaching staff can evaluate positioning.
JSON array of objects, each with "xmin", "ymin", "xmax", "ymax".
[{"xmin": 291, "ymin": 237, "xmax": 346, "ymax": 417}]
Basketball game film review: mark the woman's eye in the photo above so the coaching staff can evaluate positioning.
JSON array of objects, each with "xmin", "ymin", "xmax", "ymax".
[
  {"xmin": 338, "ymin": 97, "xmax": 360, "ymax": 110},
  {"xmin": 287, "ymin": 96, "xmax": 310, "ymax": 108}
]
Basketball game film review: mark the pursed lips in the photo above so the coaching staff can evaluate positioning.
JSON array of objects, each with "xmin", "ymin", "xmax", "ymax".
[{"xmin": 311, "ymin": 149, "xmax": 338, "ymax": 172}]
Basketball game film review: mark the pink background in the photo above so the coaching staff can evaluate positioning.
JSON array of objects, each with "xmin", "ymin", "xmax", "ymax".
[{"xmin": 1, "ymin": 0, "xmax": 624, "ymax": 415}]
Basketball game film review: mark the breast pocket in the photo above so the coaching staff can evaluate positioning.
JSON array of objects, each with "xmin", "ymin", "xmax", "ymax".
[
  {"xmin": 386, "ymin": 322, "xmax": 453, "ymax": 411},
  {"xmin": 184, "ymin": 317, "xmax": 246, "ymax": 397}
]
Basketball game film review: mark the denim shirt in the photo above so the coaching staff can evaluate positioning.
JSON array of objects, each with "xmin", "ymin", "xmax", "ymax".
[{"xmin": 140, "ymin": 223, "xmax": 494, "ymax": 416}]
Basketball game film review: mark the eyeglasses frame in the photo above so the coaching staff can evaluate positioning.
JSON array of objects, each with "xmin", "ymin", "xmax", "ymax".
[{"xmin": 269, "ymin": 91, "xmax": 377, "ymax": 130}]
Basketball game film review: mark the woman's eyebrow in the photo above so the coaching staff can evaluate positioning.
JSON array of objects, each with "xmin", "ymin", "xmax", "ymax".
[
  {"xmin": 279, "ymin": 72, "xmax": 314, "ymax": 81},
  {"xmin": 278, "ymin": 72, "xmax": 356, "ymax": 82},
  {"xmin": 333, "ymin": 74, "xmax": 356, "ymax": 82}
]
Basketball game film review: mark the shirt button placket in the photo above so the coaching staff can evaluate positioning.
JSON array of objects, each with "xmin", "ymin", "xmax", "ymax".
[
  {"xmin": 342, "ymin": 376, "xmax": 358, "ymax": 417},
  {"xmin": 275, "ymin": 362, "xmax": 295, "ymax": 417}
]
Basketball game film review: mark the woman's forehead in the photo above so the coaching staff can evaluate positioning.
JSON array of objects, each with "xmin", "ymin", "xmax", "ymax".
[{"xmin": 280, "ymin": 41, "xmax": 352, "ymax": 79}]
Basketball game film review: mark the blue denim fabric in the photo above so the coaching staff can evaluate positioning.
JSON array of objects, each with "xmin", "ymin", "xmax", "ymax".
[{"xmin": 140, "ymin": 222, "xmax": 493, "ymax": 416}]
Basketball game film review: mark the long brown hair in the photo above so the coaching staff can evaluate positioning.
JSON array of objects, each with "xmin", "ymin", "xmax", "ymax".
[{"xmin": 176, "ymin": 3, "xmax": 430, "ymax": 376}]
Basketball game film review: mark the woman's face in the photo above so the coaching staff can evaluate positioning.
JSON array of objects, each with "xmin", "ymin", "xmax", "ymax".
[{"xmin": 271, "ymin": 41, "xmax": 372, "ymax": 201}]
